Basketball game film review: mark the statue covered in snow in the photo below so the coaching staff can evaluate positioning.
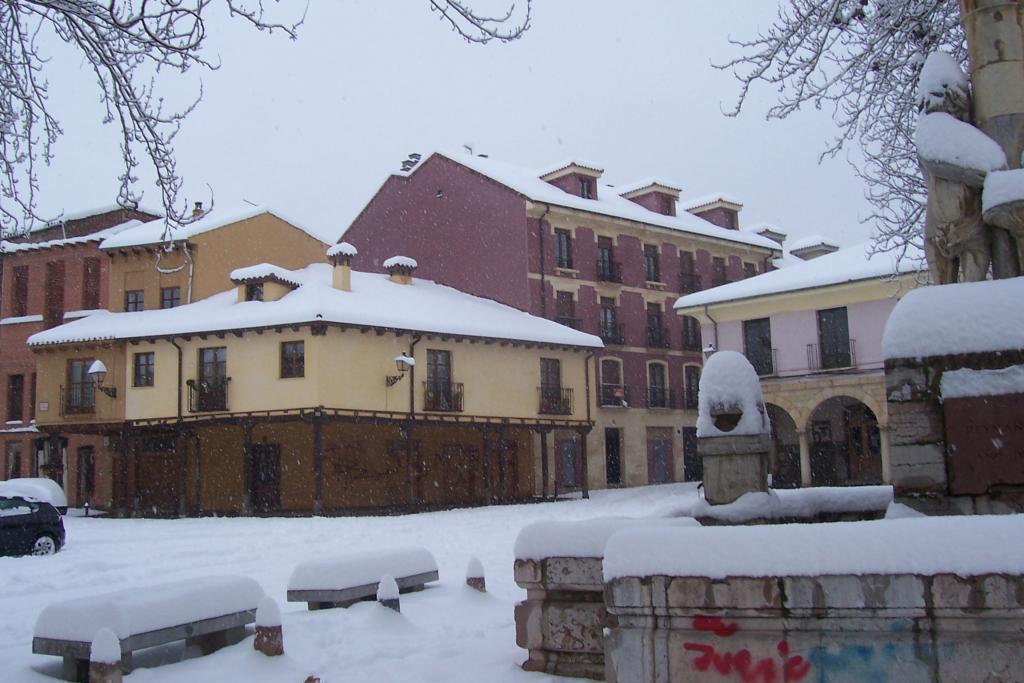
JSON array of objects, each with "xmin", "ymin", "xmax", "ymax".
[
  {"xmin": 696, "ymin": 351, "xmax": 770, "ymax": 505},
  {"xmin": 915, "ymin": 51, "xmax": 1003, "ymax": 284}
]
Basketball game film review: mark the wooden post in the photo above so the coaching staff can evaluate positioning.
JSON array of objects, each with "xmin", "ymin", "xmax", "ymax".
[
  {"xmin": 312, "ymin": 410, "xmax": 323, "ymax": 515},
  {"xmin": 553, "ymin": 432, "xmax": 560, "ymax": 500},
  {"xmin": 242, "ymin": 421, "xmax": 253, "ymax": 515},
  {"xmin": 540, "ymin": 430, "xmax": 549, "ymax": 501},
  {"xmin": 117, "ymin": 427, "xmax": 131, "ymax": 518},
  {"xmin": 178, "ymin": 431, "xmax": 188, "ymax": 517},
  {"xmin": 579, "ymin": 429, "xmax": 590, "ymax": 500},
  {"xmin": 131, "ymin": 431, "xmax": 141, "ymax": 516},
  {"xmin": 193, "ymin": 431, "xmax": 202, "ymax": 515},
  {"xmin": 481, "ymin": 428, "xmax": 491, "ymax": 505},
  {"xmin": 404, "ymin": 422, "xmax": 416, "ymax": 507}
]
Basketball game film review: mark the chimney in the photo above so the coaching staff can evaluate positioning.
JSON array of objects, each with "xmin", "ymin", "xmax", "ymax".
[
  {"xmin": 383, "ymin": 255, "xmax": 418, "ymax": 284},
  {"xmin": 326, "ymin": 242, "xmax": 358, "ymax": 291},
  {"xmin": 192, "ymin": 201, "xmax": 204, "ymax": 218}
]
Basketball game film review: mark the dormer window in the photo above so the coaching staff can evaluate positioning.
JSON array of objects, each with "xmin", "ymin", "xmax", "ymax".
[
  {"xmin": 579, "ymin": 179, "xmax": 593, "ymax": 199},
  {"xmin": 540, "ymin": 162, "xmax": 603, "ymax": 200},
  {"xmin": 618, "ymin": 180, "xmax": 682, "ymax": 217},
  {"xmin": 230, "ymin": 263, "xmax": 301, "ymax": 302},
  {"xmin": 245, "ymin": 283, "xmax": 264, "ymax": 302}
]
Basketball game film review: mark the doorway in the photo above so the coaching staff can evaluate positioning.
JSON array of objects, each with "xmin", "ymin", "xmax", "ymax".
[
  {"xmin": 604, "ymin": 428, "xmax": 622, "ymax": 485},
  {"xmin": 251, "ymin": 444, "xmax": 281, "ymax": 513},
  {"xmin": 646, "ymin": 427, "xmax": 673, "ymax": 484}
]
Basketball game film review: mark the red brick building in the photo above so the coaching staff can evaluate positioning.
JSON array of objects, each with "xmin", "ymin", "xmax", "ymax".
[
  {"xmin": 342, "ymin": 152, "xmax": 781, "ymax": 491},
  {"xmin": 1, "ymin": 207, "xmax": 158, "ymax": 506}
]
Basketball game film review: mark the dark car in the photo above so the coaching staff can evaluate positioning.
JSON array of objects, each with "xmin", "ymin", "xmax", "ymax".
[{"xmin": 0, "ymin": 496, "xmax": 65, "ymax": 556}]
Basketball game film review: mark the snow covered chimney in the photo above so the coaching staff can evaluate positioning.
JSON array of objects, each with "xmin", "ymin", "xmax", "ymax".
[
  {"xmin": 192, "ymin": 201, "xmax": 204, "ymax": 218},
  {"xmin": 326, "ymin": 242, "xmax": 358, "ymax": 291},
  {"xmin": 383, "ymin": 256, "xmax": 418, "ymax": 284}
]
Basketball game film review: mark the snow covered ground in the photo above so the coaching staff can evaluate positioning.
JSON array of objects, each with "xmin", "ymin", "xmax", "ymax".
[{"xmin": 1, "ymin": 483, "xmax": 699, "ymax": 682}]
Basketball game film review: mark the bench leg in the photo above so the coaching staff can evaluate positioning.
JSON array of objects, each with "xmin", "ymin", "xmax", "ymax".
[
  {"xmin": 185, "ymin": 626, "xmax": 246, "ymax": 655},
  {"xmin": 62, "ymin": 656, "xmax": 87, "ymax": 683}
]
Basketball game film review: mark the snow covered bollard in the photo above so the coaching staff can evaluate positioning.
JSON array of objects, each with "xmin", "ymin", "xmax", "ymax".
[
  {"xmin": 89, "ymin": 628, "xmax": 122, "ymax": 683},
  {"xmin": 377, "ymin": 574, "xmax": 400, "ymax": 613},
  {"xmin": 466, "ymin": 556, "xmax": 486, "ymax": 592},
  {"xmin": 696, "ymin": 351, "xmax": 771, "ymax": 506},
  {"xmin": 254, "ymin": 596, "xmax": 283, "ymax": 657}
]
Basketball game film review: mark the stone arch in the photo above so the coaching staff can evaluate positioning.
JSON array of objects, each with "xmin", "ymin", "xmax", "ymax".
[
  {"xmin": 766, "ymin": 403, "xmax": 801, "ymax": 489},
  {"xmin": 806, "ymin": 395, "xmax": 883, "ymax": 486}
]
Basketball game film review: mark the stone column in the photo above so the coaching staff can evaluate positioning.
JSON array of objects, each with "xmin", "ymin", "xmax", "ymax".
[
  {"xmin": 798, "ymin": 430, "xmax": 811, "ymax": 487},
  {"xmin": 879, "ymin": 426, "xmax": 893, "ymax": 485}
]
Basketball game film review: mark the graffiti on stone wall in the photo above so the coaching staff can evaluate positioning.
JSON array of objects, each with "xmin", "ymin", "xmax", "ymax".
[{"xmin": 682, "ymin": 616, "xmax": 811, "ymax": 683}]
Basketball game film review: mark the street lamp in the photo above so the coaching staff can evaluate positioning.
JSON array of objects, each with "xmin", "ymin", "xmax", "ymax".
[
  {"xmin": 386, "ymin": 353, "xmax": 416, "ymax": 387},
  {"xmin": 87, "ymin": 360, "xmax": 117, "ymax": 398}
]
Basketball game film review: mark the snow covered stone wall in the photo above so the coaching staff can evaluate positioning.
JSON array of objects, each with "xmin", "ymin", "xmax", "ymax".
[
  {"xmin": 603, "ymin": 518, "xmax": 1024, "ymax": 683},
  {"xmin": 695, "ymin": 352, "xmax": 770, "ymax": 505},
  {"xmin": 883, "ymin": 278, "xmax": 1024, "ymax": 514}
]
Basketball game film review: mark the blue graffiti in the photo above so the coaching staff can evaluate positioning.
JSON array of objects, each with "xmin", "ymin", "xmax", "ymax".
[{"xmin": 806, "ymin": 642, "xmax": 921, "ymax": 683}]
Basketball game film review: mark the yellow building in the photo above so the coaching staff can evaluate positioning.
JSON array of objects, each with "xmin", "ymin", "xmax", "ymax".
[
  {"xmin": 674, "ymin": 242, "xmax": 924, "ymax": 488},
  {"xmin": 30, "ymin": 245, "xmax": 601, "ymax": 516}
]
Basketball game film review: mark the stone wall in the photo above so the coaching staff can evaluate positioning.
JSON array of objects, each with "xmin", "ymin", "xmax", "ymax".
[
  {"xmin": 605, "ymin": 572, "xmax": 1024, "ymax": 683},
  {"xmin": 513, "ymin": 556, "xmax": 608, "ymax": 680}
]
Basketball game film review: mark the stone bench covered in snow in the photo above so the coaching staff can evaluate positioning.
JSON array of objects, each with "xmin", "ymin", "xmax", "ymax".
[
  {"xmin": 33, "ymin": 575, "xmax": 263, "ymax": 682},
  {"xmin": 513, "ymin": 517, "xmax": 698, "ymax": 680},
  {"xmin": 287, "ymin": 546, "xmax": 439, "ymax": 610}
]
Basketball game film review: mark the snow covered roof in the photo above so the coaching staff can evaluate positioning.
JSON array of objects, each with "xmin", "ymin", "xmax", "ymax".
[
  {"xmin": 229, "ymin": 264, "xmax": 303, "ymax": 288},
  {"xmin": 787, "ymin": 233, "xmax": 839, "ymax": 254},
  {"xmin": 395, "ymin": 152, "xmax": 778, "ymax": 252},
  {"xmin": 674, "ymin": 242, "xmax": 924, "ymax": 311},
  {"xmin": 1, "ymin": 220, "xmax": 142, "ymax": 254},
  {"xmin": 28, "ymin": 263, "xmax": 603, "ymax": 349},
  {"xmin": 98, "ymin": 205, "xmax": 331, "ymax": 250},
  {"xmin": 615, "ymin": 178, "xmax": 683, "ymax": 197},
  {"xmin": 882, "ymin": 277, "xmax": 1024, "ymax": 360},
  {"xmin": 326, "ymin": 242, "xmax": 358, "ymax": 258},
  {"xmin": 21, "ymin": 204, "xmax": 160, "ymax": 235},
  {"xmin": 680, "ymin": 192, "xmax": 744, "ymax": 212},
  {"xmin": 539, "ymin": 159, "xmax": 605, "ymax": 179}
]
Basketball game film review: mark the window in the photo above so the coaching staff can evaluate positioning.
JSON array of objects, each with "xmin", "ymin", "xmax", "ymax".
[
  {"xmin": 125, "ymin": 290, "xmax": 144, "ymax": 312},
  {"xmin": 44, "ymin": 260, "xmax": 65, "ymax": 327},
  {"xmin": 681, "ymin": 316, "xmax": 701, "ymax": 352},
  {"xmin": 11, "ymin": 266, "xmax": 28, "ymax": 317},
  {"xmin": 280, "ymin": 341, "xmax": 305, "ymax": 378},
  {"xmin": 245, "ymin": 283, "xmax": 264, "ymax": 302},
  {"xmin": 539, "ymin": 358, "xmax": 570, "ymax": 414},
  {"xmin": 160, "ymin": 287, "xmax": 181, "ymax": 309},
  {"xmin": 684, "ymin": 365, "xmax": 700, "ymax": 409},
  {"xmin": 425, "ymin": 349, "xmax": 460, "ymax": 411},
  {"xmin": 7, "ymin": 375, "xmax": 24, "ymax": 422},
  {"xmin": 646, "ymin": 303, "xmax": 668, "ymax": 348},
  {"xmin": 579, "ymin": 178, "xmax": 593, "ymax": 199},
  {"xmin": 744, "ymin": 318, "xmax": 774, "ymax": 376},
  {"xmin": 66, "ymin": 359, "xmax": 96, "ymax": 413},
  {"xmin": 82, "ymin": 258, "xmax": 101, "ymax": 310},
  {"xmin": 643, "ymin": 245, "xmax": 661, "ymax": 282},
  {"xmin": 600, "ymin": 358, "xmax": 625, "ymax": 406},
  {"xmin": 744, "ymin": 262, "xmax": 758, "ymax": 279},
  {"xmin": 599, "ymin": 298, "xmax": 620, "ymax": 344},
  {"xmin": 77, "ymin": 447, "xmax": 95, "ymax": 502},
  {"xmin": 5, "ymin": 442, "xmax": 21, "ymax": 479},
  {"xmin": 711, "ymin": 257, "xmax": 727, "ymax": 287},
  {"xmin": 554, "ymin": 229, "xmax": 573, "ymax": 269},
  {"xmin": 191, "ymin": 347, "xmax": 228, "ymax": 412},
  {"xmin": 555, "ymin": 291, "xmax": 577, "ymax": 329},
  {"xmin": 679, "ymin": 251, "xmax": 699, "ymax": 293},
  {"xmin": 596, "ymin": 237, "xmax": 618, "ymax": 282},
  {"xmin": 133, "ymin": 352, "xmax": 155, "ymax": 387},
  {"xmin": 647, "ymin": 363, "xmax": 668, "ymax": 408},
  {"xmin": 816, "ymin": 307, "xmax": 852, "ymax": 370}
]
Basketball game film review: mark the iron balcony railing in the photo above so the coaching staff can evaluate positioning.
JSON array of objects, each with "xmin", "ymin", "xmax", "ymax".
[
  {"xmin": 61, "ymin": 382, "xmax": 95, "ymax": 415},
  {"xmin": 647, "ymin": 386, "xmax": 678, "ymax": 409},
  {"xmin": 683, "ymin": 386, "xmax": 699, "ymax": 410},
  {"xmin": 681, "ymin": 327, "xmax": 702, "ymax": 352},
  {"xmin": 423, "ymin": 381, "xmax": 464, "ymax": 412},
  {"xmin": 807, "ymin": 339, "xmax": 857, "ymax": 371},
  {"xmin": 647, "ymin": 326, "xmax": 671, "ymax": 349},
  {"xmin": 596, "ymin": 259, "xmax": 623, "ymax": 283},
  {"xmin": 599, "ymin": 322, "xmax": 625, "ymax": 345},
  {"xmin": 747, "ymin": 349, "xmax": 779, "ymax": 377},
  {"xmin": 539, "ymin": 386, "xmax": 573, "ymax": 415},
  {"xmin": 555, "ymin": 316, "xmax": 581, "ymax": 330},
  {"xmin": 679, "ymin": 272, "xmax": 702, "ymax": 294},
  {"xmin": 599, "ymin": 383, "xmax": 629, "ymax": 407},
  {"xmin": 187, "ymin": 377, "xmax": 230, "ymax": 412}
]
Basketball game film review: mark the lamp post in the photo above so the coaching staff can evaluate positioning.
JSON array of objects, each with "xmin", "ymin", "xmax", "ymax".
[{"xmin": 386, "ymin": 353, "xmax": 416, "ymax": 387}]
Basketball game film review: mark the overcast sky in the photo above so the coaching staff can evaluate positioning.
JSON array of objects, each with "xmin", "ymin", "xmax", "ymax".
[{"xmin": 34, "ymin": 1, "xmax": 875, "ymax": 246}]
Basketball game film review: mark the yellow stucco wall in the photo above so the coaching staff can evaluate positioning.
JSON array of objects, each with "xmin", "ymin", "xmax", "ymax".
[
  {"xmin": 107, "ymin": 213, "xmax": 328, "ymax": 312},
  {"xmin": 33, "ymin": 342, "xmax": 127, "ymax": 427}
]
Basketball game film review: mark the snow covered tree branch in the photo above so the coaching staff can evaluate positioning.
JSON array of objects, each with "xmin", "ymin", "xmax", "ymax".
[
  {"xmin": 0, "ymin": 0, "xmax": 531, "ymax": 238},
  {"xmin": 717, "ymin": 0, "xmax": 965, "ymax": 259}
]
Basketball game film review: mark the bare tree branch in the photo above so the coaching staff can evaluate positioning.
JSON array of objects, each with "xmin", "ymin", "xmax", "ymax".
[{"xmin": 717, "ymin": 0, "xmax": 963, "ymax": 258}]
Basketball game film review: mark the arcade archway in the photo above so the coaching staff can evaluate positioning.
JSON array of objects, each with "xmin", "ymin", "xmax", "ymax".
[{"xmin": 806, "ymin": 396, "xmax": 883, "ymax": 486}]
